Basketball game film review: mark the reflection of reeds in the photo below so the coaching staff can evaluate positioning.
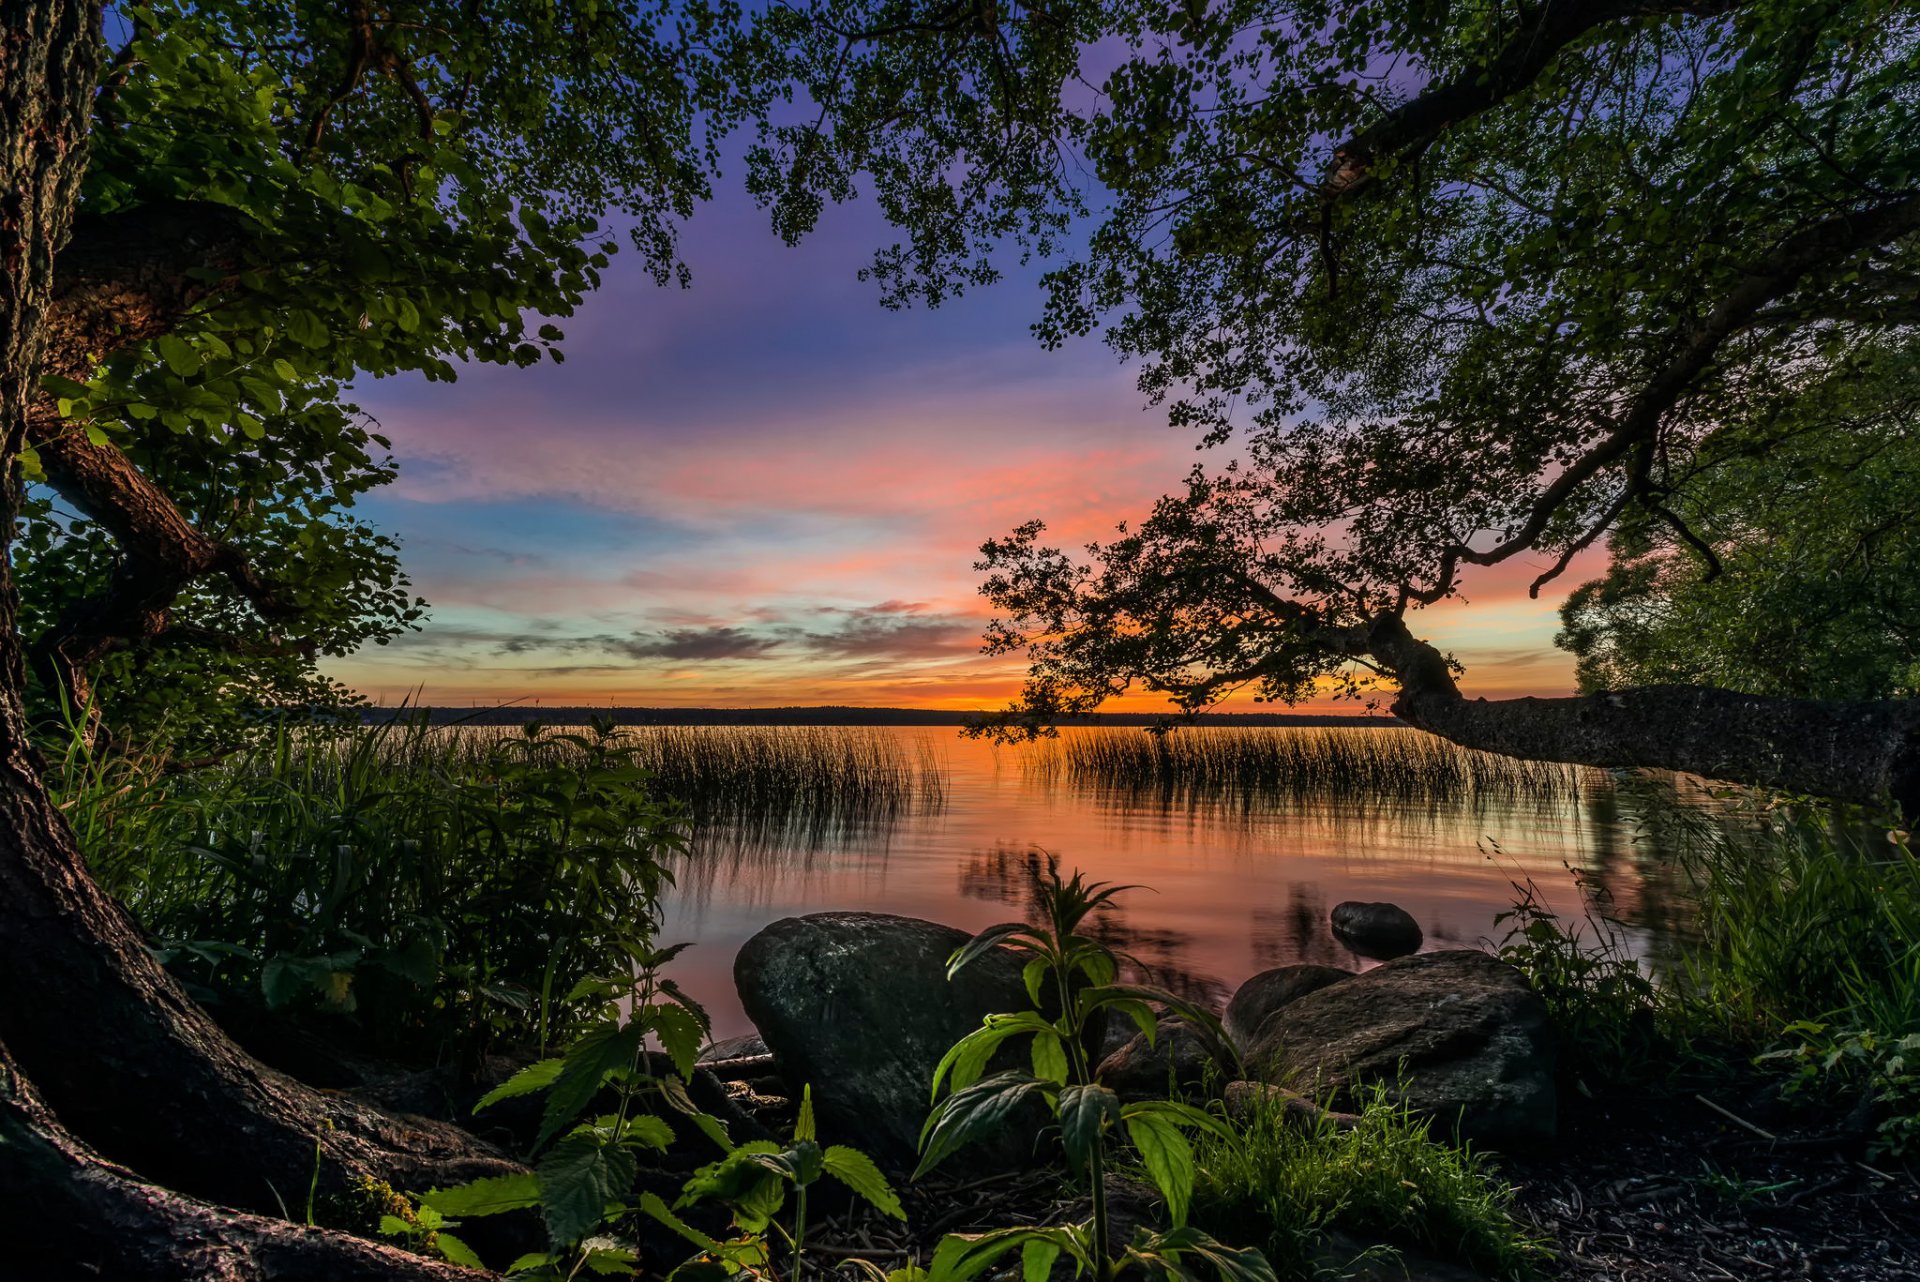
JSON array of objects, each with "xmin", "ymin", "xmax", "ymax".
[{"xmin": 1039, "ymin": 726, "xmax": 1594, "ymax": 810}]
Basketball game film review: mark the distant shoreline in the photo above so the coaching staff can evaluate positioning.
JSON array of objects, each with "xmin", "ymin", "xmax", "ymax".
[{"xmin": 358, "ymin": 705, "xmax": 1405, "ymax": 729}]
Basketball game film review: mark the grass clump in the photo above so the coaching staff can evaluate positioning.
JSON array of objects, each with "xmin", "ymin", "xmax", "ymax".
[
  {"xmin": 1495, "ymin": 792, "xmax": 1920, "ymax": 1156},
  {"xmin": 1189, "ymin": 1084, "xmax": 1547, "ymax": 1281},
  {"xmin": 1051, "ymin": 727, "xmax": 1593, "ymax": 811}
]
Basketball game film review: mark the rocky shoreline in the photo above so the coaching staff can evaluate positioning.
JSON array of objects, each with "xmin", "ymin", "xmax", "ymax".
[{"xmin": 684, "ymin": 905, "xmax": 1920, "ymax": 1281}]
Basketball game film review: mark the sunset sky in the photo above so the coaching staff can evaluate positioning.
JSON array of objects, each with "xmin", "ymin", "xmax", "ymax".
[{"xmin": 327, "ymin": 179, "xmax": 1597, "ymax": 712}]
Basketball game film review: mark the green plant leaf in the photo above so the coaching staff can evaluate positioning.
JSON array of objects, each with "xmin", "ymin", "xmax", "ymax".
[
  {"xmin": 947, "ymin": 922, "xmax": 1043, "ymax": 978},
  {"xmin": 796, "ymin": 1082, "xmax": 817, "ymax": 1142},
  {"xmin": 422, "ymin": 1172, "xmax": 543, "ymax": 1218},
  {"xmin": 932, "ymin": 1012, "xmax": 1055, "ymax": 1099},
  {"xmin": 1058, "ymin": 1083, "xmax": 1120, "ymax": 1169},
  {"xmin": 1125, "ymin": 1111, "xmax": 1195, "ymax": 1226},
  {"xmin": 927, "ymin": 1226, "xmax": 1086, "ymax": 1282},
  {"xmin": 916, "ymin": 1071, "xmax": 1050, "ymax": 1178},
  {"xmin": 637, "ymin": 1191, "xmax": 724, "ymax": 1252},
  {"xmin": 623, "ymin": 1114, "xmax": 675, "ymax": 1151},
  {"xmin": 1022, "ymin": 1237, "xmax": 1063, "ymax": 1282},
  {"xmin": 1135, "ymin": 1227, "xmax": 1278, "ymax": 1282},
  {"xmin": 1031, "ymin": 1031, "xmax": 1069, "ymax": 1084},
  {"xmin": 542, "ymin": 1021, "xmax": 645, "ymax": 1143},
  {"xmin": 823, "ymin": 1144, "xmax": 905, "ymax": 1219},
  {"xmin": 538, "ymin": 1130, "xmax": 637, "ymax": 1245},
  {"xmin": 434, "ymin": 1232, "xmax": 485, "ymax": 1268},
  {"xmin": 1121, "ymin": 1098, "xmax": 1237, "ymax": 1143},
  {"xmin": 474, "ymin": 1058, "xmax": 564, "ymax": 1113},
  {"xmin": 649, "ymin": 1001, "xmax": 706, "ymax": 1080}
]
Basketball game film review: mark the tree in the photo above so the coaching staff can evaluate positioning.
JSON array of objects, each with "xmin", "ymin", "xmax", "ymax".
[
  {"xmin": 1557, "ymin": 345, "xmax": 1920, "ymax": 700},
  {"xmin": 0, "ymin": 0, "xmax": 773, "ymax": 1267},
  {"xmin": 761, "ymin": 0, "xmax": 1920, "ymax": 812}
]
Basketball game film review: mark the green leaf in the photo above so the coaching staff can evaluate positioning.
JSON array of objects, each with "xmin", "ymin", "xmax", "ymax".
[
  {"xmin": 422, "ymin": 1172, "xmax": 543, "ymax": 1218},
  {"xmin": 623, "ymin": 1114, "xmax": 674, "ymax": 1151},
  {"xmin": 156, "ymin": 334, "xmax": 200, "ymax": 376},
  {"xmin": 916, "ymin": 1071, "xmax": 1049, "ymax": 1178},
  {"xmin": 434, "ymin": 1232, "xmax": 485, "ymax": 1269},
  {"xmin": 474, "ymin": 1058, "xmax": 563, "ymax": 1113},
  {"xmin": 947, "ymin": 922, "xmax": 1042, "ymax": 978},
  {"xmin": 637, "ymin": 1191, "xmax": 723, "ymax": 1252},
  {"xmin": 1122, "ymin": 1098, "xmax": 1237, "ymax": 1144},
  {"xmin": 538, "ymin": 1130, "xmax": 637, "ymax": 1245},
  {"xmin": 1136, "ymin": 1227, "xmax": 1278, "ymax": 1282},
  {"xmin": 649, "ymin": 1002, "xmax": 706, "ymax": 1081},
  {"xmin": 1125, "ymin": 1110, "xmax": 1195, "ymax": 1226},
  {"xmin": 660, "ymin": 1075, "xmax": 733, "ymax": 1151},
  {"xmin": 542, "ymin": 1021, "xmax": 645, "ymax": 1143},
  {"xmin": 823, "ymin": 1144, "xmax": 905, "ymax": 1219},
  {"xmin": 795, "ymin": 1082, "xmax": 816, "ymax": 1142},
  {"xmin": 932, "ymin": 1012, "xmax": 1055, "ymax": 1099},
  {"xmin": 1031, "ymin": 1031, "xmax": 1069, "ymax": 1085},
  {"xmin": 1022, "ymin": 1236, "xmax": 1063, "ymax": 1282},
  {"xmin": 1058, "ymin": 1083, "xmax": 1120, "ymax": 1169},
  {"xmin": 1022, "ymin": 955, "xmax": 1051, "ymax": 1007},
  {"xmin": 927, "ymin": 1227, "xmax": 1085, "ymax": 1282},
  {"xmin": 271, "ymin": 357, "xmax": 299, "ymax": 381}
]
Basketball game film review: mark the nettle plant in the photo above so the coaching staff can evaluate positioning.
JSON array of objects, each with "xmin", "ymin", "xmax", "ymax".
[
  {"xmin": 413, "ymin": 945, "xmax": 905, "ymax": 1281},
  {"xmin": 643, "ymin": 1083, "xmax": 907, "ymax": 1282},
  {"xmin": 414, "ymin": 942, "xmax": 719, "ymax": 1278},
  {"xmin": 917, "ymin": 869, "xmax": 1275, "ymax": 1282}
]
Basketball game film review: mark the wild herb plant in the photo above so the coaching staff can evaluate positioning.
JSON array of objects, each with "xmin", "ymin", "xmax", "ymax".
[
  {"xmin": 418, "ymin": 942, "xmax": 720, "ymax": 1276},
  {"xmin": 917, "ymin": 867, "xmax": 1274, "ymax": 1282},
  {"xmin": 641, "ymin": 1084, "xmax": 906, "ymax": 1282}
]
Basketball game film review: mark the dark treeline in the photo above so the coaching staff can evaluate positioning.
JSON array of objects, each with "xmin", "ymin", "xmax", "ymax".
[{"xmin": 358, "ymin": 705, "xmax": 1398, "ymax": 729}]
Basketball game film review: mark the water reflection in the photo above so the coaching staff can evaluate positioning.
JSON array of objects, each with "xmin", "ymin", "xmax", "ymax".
[{"xmin": 659, "ymin": 726, "xmax": 1704, "ymax": 1038}]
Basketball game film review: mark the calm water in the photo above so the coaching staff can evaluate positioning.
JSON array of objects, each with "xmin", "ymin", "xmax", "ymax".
[{"xmin": 658, "ymin": 727, "xmax": 1687, "ymax": 1039}]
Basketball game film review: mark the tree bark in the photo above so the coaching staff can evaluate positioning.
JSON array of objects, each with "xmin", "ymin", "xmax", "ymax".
[
  {"xmin": 0, "ymin": 1038, "xmax": 492, "ymax": 1281},
  {"xmin": 1, "ymin": 0, "xmax": 520, "ymax": 1222},
  {"xmin": 1363, "ymin": 613, "xmax": 1920, "ymax": 816}
]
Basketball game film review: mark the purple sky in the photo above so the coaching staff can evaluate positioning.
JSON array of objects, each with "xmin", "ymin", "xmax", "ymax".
[{"xmin": 327, "ymin": 169, "xmax": 1592, "ymax": 710}]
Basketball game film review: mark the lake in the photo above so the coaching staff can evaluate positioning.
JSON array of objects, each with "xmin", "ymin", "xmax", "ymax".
[{"xmin": 657, "ymin": 725, "xmax": 1690, "ymax": 1039}]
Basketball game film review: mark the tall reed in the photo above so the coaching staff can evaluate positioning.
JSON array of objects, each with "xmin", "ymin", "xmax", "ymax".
[{"xmin": 1042, "ymin": 726, "xmax": 1594, "ymax": 810}]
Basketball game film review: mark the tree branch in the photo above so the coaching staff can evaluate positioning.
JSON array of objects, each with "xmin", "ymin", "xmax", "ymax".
[{"xmin": 1323, "ymin": 0, "xmax": 1751, "ymax": 205}]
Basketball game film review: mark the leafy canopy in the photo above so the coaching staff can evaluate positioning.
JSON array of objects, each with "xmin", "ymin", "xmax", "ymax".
[
  {"xmin": 758, "ymin": 0, "xmax": 1920, "ymax": 716},
  {"xmin": 27, "ymin": 0, "xmax": 773, "ymax": 742}
]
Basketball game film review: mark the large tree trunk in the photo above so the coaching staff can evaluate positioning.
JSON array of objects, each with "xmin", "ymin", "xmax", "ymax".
[
  {"xmin": 0, "ymin": 0, "xmax": 518, "ymax": 1224},
  {"xmin": 1364, "ymin": 614, "xmax": 1920, "ymax": 816},
  {"xmin": 0, "ymin": 1038, "xmax": 489, "ymax": 1281}
]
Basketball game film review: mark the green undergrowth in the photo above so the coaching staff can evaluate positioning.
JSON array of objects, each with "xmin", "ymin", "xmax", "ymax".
[
  {"xmin": 1187, "ymin": 1085, "xmax": 1548, "ymax": 1282},
  {"xmin": 53, "ymin": 716, "xmax": 685, "ymax": 1064},
  {"xmin": 1497, "ymin": 792, "xmax": 1920, "ymax": 1158}
]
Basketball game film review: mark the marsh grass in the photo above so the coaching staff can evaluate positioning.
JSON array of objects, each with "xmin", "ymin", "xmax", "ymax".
[
  {"xmin": 1040, "ymin": 726, "xmax": 1595, "ymax": 811},
  {"xmin": 56, "ymin": 719, "xmax": 946, "ymax": 1060},
  {"xmin": 1189, "ymin": 1083, "xmax": 1548, "ymax": 1281}
]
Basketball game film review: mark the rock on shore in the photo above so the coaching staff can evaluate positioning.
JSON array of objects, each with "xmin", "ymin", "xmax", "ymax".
[{"xmin": 1245, "ymin": 949, "xmax": 1556, "ymax": 1149}]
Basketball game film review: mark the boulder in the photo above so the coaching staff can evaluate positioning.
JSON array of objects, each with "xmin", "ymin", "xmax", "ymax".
[
  {"xmin": 1330, "ymin": 901, "xmax": 1424, "ymax": 959},
  {"xmin": 1223, "ymin": 964, "xmax": 1354, "ymax": 1051},
  {"xmin": 734, "ymin": 912, "xmax": 1040, "ymax": 1170},
  {"xmin": 1246, "ymin": 950, "xmax": 1556, "ymax": 1149},
  {"xmin": 1095, "ymin": 1018, "xmax": 1225, "ymax": 1102}
]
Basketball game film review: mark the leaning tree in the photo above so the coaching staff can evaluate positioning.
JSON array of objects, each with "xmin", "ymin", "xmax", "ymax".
[
  {"xmin": 0, "ymin": 0, "xmax": 778, "ymax": 1270},
  {"xmin": 760, "ymin": 0, "xmax": 1920, "ymax": 813}
]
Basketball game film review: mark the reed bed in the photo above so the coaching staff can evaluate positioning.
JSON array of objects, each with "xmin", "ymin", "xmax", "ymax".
[{"xmin": 1041, "ymin": 725, "xmax": 1595, "ymax": 810}]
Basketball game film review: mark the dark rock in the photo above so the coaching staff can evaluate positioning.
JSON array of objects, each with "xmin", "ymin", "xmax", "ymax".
[
  {"xmin": 1246, "ymin": 950, "xmax": 1556, "ymax": 1149},
  {"xmin": 1095, "ymin": 1018, "xmax": 1226, "ymax": 1102},
  {"xmin": 698, "ymin": 1033, "xmax": 769, "ymax": 1064},
  {"xmin": 1331, "ymin": 900, "xmax": 1425, "ymax": 959},
  {"xmin": 734, "ymin": 912, "xmax": 1041, "ymax": 1170},
  {"xmin": 1223, "ymin": 964, "xmax": 1354, "ymax": 1051}
]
